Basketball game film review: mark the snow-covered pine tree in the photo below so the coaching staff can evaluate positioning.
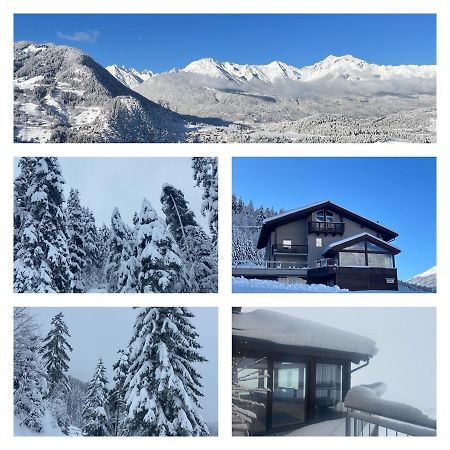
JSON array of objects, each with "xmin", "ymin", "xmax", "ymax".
[
  {"xmin": 160, "ymin": 184, "xmax": 198, "ymax": 245},
  {"xmin": 105, "ymin": 208, "xmax": 128, "ymax": 293},
  {"xmin": 81, "ymin": 206, "xmax": 101, "ymax": 290},
  {"xmin": 124, "ymin": 308, "xmax": 209, "ymax": 436},
  {"xmin": 66, "ymin": 188, "xmax": 86, "ymax": 293},
  {"xmin": 14, "ymin": 158, "xmax": 36, "ymax": 258},
  {"xmin": 160, "ymin": 184, "xmax": 217, "ymax": 292},
  {"xmin": 192, "ymin": 157, "xmax": 218, "ymax": 246},
  {"xmin": 109, "ymin": 348, "xmax": 130, "ymax": 435},
  {"xmin": 117, "ymin": 229, "xmax": 137, "ymax": 293},
  {"xmin": 13, "ymin": 308, "xmax": 48, "ymax": 432},
  {"xmin": 14, "ymin": 157, "xmax": 72, "ymax": 293},
  {"xmin": 96, "ymin": 224, "xmax": 111, "ymax": 289},
  {"xmin": 82, "ymin": 358, "xmax": 110, "ymax": 436},
  {"xmin": 231, "ymin": 195, "xmax": 277, "ymax": 264},
  {"xmin": 183, "ymin": 225, "xmax": 218, "ymax": 293},
  {"xmin": 40, "ymin": 312, "xmax": 73, "ymax": 396},
  {"xmin": 135, "ymin": 198, "xmax": 189, "ymax": 293}
]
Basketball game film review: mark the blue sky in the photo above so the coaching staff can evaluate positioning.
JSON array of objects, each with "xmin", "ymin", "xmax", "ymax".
[
  {"xmin": 233, "ymin": 157, "xmax": 436, "ymax": 280},
  {"xmin": 14, "ymin": 14, "xmax": 436, "ymax": 71}
]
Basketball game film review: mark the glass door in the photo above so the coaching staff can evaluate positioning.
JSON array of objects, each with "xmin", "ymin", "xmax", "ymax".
[
  {"xmin": 315, "ymin": 363, "xmax": 343, "ymax": 421},
  {"xmin": 272, "ymin": 361, "xmax": 307, "ymax": 428}
]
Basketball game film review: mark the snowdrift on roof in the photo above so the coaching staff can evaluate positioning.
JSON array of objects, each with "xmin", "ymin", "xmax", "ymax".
[{"xmin": 233, "ymin": 309, "xmax": 377, "ymax": 357}]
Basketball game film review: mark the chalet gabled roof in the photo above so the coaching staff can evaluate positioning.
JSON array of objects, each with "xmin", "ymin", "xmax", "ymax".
[
  {"xmin": 257, "ymin": 200, "xmax": 398, "ymax": 249},
  {"xmin": 233, "ymin": 309, "xmax": 377, "ymax": 361},
  {"xmin": 322, "ymin": 232, "xmax": 401, "ymax": 256}
]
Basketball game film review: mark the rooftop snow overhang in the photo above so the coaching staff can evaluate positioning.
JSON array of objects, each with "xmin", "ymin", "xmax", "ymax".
[
  {"xmin": 232, "ymin": 309, "xmax": 377, "ymax": 364},
  {"xmin": 256, "ymin": 200, "xmax": 399, "ymax": 249},
  {"xmin": 322, "ymin": 232, "xmax": 401, "ymax": 257}
]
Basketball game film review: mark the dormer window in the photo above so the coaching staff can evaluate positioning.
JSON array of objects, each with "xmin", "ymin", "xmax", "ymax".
[{"xmin": 317, "ymin": 210, "xmax": 334, "ymax": 222}]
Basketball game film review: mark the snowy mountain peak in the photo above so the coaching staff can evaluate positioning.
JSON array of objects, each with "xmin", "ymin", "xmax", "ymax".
[
  {"xmin": 407, "ymin": 266, "xmax": 436, "ymax": 291},
  {"xmin": 321, "ymin": 54, "xmax": 368, "ymax": 67},
  {"xmin": 182, "ymin": 58, "xmax": 235, "ymax": 80},
  {"xmin": 105, "ymin": 64, "xmax": 154, "ymax": 89},
  {"xmin": 182, "ymin": 58, "xmax": 304, "ymax": 83}
]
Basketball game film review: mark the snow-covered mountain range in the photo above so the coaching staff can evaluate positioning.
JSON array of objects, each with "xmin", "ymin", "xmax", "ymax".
[
  {"xmin": 110, "ymin": 55, "xmax": 435, "ymax": 86},
  {"xmin": 407, "ymin": 266, "xmax": 437, "ymax": 291},
  {"xmin": 14, "ymin": 41, "xmax": 437, "ymax": 143}
]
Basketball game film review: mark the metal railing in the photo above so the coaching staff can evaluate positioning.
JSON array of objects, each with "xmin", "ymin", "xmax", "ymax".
[
  {"xmin": 345, "ymin": 410, "xmax": 436, "ymax": 436},
  {"xmin": 272, "ymin": 244, "xmax": 308, "ymax": 254},
  {"xmin": 232, "ymin": 260, "xmax": 305, "ymax": 270},
  {"xmin": 309, "ymin": 221, "xmax": 345, "ymax": 234},
  {"xmin": 316, "ymin": 258, "xmax": 338, "ymax": 268},
  {"xmin": 344, "ymin": 384, "xmax": 436, "ymax": 437}
]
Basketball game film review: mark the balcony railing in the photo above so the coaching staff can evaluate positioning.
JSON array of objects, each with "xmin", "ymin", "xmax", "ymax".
[
  {"xmin": 316, "ymin": 258, "xmax": 338, "ymax": 268},
  {"xmin": 344, "ymin": 383, "xmax": 436, "ymax": 437},
  {"xmin": 308, "ymin": 221, "xmax": 345, "ymax": 234},
  {"xmin": 232, "ymin": 260, "xmax": 305, "ymax": 270},
  {"xmin": 272, "ymin": 244, "xmax": 308, "ymax": 255}
]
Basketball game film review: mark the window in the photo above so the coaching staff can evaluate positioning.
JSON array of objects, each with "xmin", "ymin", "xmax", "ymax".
[
  {"xmin": 315, "ymin": 363, "xmax": 343, "ymax": 421},
  {"xmin": 282, "ymin": 239, "xmax": 292, "ymax": 249},
  {"xmin": 338, "ymin": 238, "xmax": 395, "ymax": 268},
  {"xmin": 343, "ymin": 241, "xmax": 365, "ymax": 251},
  {"xmin": 367, "ymin": 241, "xmax": 389, "ymax": 253},
  {"xmin": 317, "ymin": 209, "xmax": 334, "ymax": 222},
  {"xmin": 368, "ymin": 253, "xmax": 394, "ymax": 268},
  {"xmin": 316, "ymin": 238, "xmax": 322, "ymax": 247},
  {"xmin": 233, "ymin": 357, "xmax": 268, "ymax": 434},
  {"xmin": 339, "ymin": 252, "xmax": 366, "ymax": 266},
  {"xmin": 272, "ymin": 361, "xmax": 307, "ymax": 428}
]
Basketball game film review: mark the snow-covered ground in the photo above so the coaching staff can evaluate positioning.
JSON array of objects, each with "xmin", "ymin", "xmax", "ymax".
[
  {"xmin": 287, "ymin": 418, "xmax": 347, "ymax": 436},
  {"xmin": 232, "ymin": 276, "xmax": 431, "ymax": 293},
  {"xmin": 232, "ymin": 276, "xmax": 348, "ymax": 293},
  {"xmin": 14, "ymin": 410, "xmax": 65, "ymax": 436}
]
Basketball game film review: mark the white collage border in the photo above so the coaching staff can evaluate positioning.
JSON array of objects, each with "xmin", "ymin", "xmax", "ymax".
[{"xmin": 0, "ymin": 1, "xmax": 448, "ymax": 449}]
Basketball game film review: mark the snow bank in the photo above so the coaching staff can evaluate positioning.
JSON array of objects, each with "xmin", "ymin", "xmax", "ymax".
[
  {"xmin": 14, "ymin": 410, "xmax": 65, "ymax": 436},
  {"xmin": 233, "ymin": 309, "xmax": 377, "ymax": 357},
  {"xmin": 344, "ymin": 383, "xmax": 436, "ymax": 429},
  {"xmin": 287, "ymin": 418, "xmax": 346, "ymax": 436},
  {"xmin": 232, "ymin": 276, "xmax": 348, "ymax": 293}
]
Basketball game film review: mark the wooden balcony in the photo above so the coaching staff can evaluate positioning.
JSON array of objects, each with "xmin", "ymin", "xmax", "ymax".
[
  {"xmin": 308, "ymin": 221, "xmax": 345, "ymax": 235},
  {"xmin": 272, "ymin": 243, "xmax": 308, "ymax": 255}
]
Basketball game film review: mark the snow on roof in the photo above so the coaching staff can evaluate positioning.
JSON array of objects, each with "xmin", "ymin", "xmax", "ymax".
[
  {"xmin": 261, "ymin": 200, "xmax": 329, "ymax": 224},
  {"xmin": 233, "ymin": 309, "xmax": 377, "ymax": 358},
  {"xmin": 257, "ymin": 200, "xmax": 398, "ymax": 249},
  {"xmin": 323, "ymin": 232, "xmax": 401, "ymax": 254}
]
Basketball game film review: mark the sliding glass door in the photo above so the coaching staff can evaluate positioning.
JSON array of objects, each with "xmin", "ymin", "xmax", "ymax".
[
  {"xmin": 315, "ymin": 363, "xmax": 343, "ymax": 421},
  {"xmin": 272, "ymin": 361, "xmax": 307, "ymax": 428}
]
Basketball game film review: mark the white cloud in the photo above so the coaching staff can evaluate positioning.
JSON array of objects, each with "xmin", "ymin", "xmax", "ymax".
[{"xmin": 56, "ymin": 30, "xmax": 100, "ymax": 43}]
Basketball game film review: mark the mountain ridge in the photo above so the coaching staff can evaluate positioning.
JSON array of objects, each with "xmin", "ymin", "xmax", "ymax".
[
  {"xmin": 107, "ymin": 54, "xmax": 436, "ymax": 88},
  {"xmin": 407, "ymin": 266, "xmax": 437, "ymax": 291},
  {"xmin": 14, "ymin": 41, "xmax": 187, "ymax": 143}
]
